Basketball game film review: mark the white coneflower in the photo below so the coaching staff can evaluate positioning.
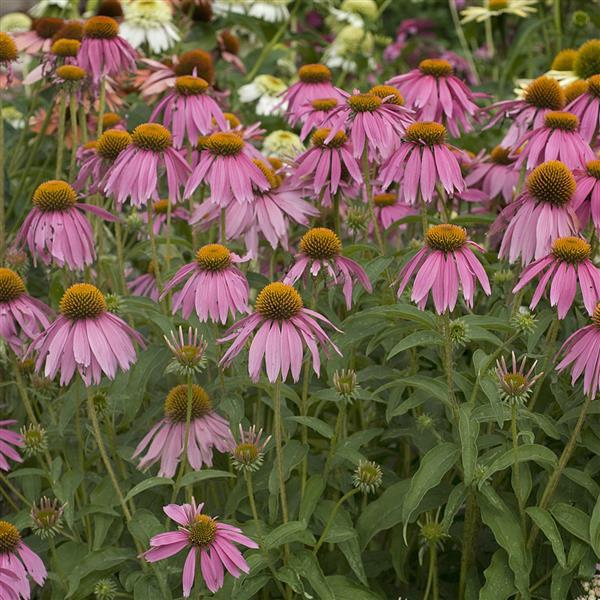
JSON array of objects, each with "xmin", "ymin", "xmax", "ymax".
[
  {"xmin": 213, "ymin": 0, "xmax": 291, "ymax": 22},
  {"xmin": 327, "ymin": 0, "xmax": 378, "ymax": 30},
  {"xmin": 238, "ymin": 74, "xmax": 288, "ymax": 116},
  {"xmin": 323, "ymin": 24, "xmax": 375, "ymax": 73},
  {"xmin": 262, "ymin": 129, "xmax": 304, "ymax": 159},
  {"xmin": 120, "ymin": 0, "xmax": 180, "ymax": 54},
  {"xmin": 461, "ymin": 0, "xmax": 537, "ymax": 23},
  {"xmin": 29, "ymin": 0, "xmax": 70, "ymax": 18}
]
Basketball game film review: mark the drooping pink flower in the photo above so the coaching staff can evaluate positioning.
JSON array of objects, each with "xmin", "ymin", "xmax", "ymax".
[
  {"xmin": 512, "ymin": 111, "xmax": 594, "ymax": 171},
  {"xmin": 104, "ymin": 123, "xmax": 190, "ymax": 208},
  {"xmin": 0, "ymin": 33, "xmax": 19, "ymax": 88},
  {"xmin": 219, "ymin": 282, "xmax": 342, "ymax": 383},
  {"xmin": 13, "ymin": 17, "xmax": 64, "ymax": 55},
  {"xmin": 284, "ymin": 228, "xmax": 372, "ymax": 309},
  {"xmin": 380, "ymin": 122, "xmax": 464, "ymax": 204},
  {"xmin": 295, "ymin": 97, "xmax": 341, "ymax": 141},
  {"xmin": 22, "ymin": 37, "xmax": 81, "ymax": 86},
  {"xmin": 150, "ymin": 75, "xmax": 226, "ymax": 148},
  {"xmin": 566, "ymin": 75, "xmax": 600, "ymax": 143},
  {"xmin": 496, "ymin": 161, "xmax": 580, "ymax": 265},
  {"xmin": 0, "ymin": 268, "xmax": 52, "ymax": 355},
  {"xmin": 0, "ymin": 519, "xmax": 47, "ymax": 600},
  {"xmin": 387, "ymin": 58, "xmax": 481, "ymax": 136},
  {"xmin": 128, "ymin": 266, "xmax": 159, "ymax": 302},
  {"xmin": 216, "ymin": 30, "xmax": 245, "ymax": 73},
  {"xmin": 464, "ymin": 146, "xmax": 519, "ymax": 203},
  {"xmin": 133, "ymin": 385, "xmax": 234, "ymax": 478},
  {"xmin": 161, "ymin": 244, "xmax": 249, "ymax": 324},
  {"xmin": 0, "ymin": 420, "xmax": 23, "ymax": 472},
  {"xmin": 573, "ymin": 160, "xmax": 600, "ymax": 231},
  {"xmin": 396, "ymin": 224, "xmax": 491, "ymax": 313},
  {"xmin": 28, "ymin": 283, "xmax": 144, "ymax": 386},
  {"xmin": 143, "ymin": 498, "xmax": 257, "ymax": 595},
  {"xmin": 372, "ymin": 191, "xmax": 418, "ymax": 230},
  {"xmin": 184, "ymin": 132, "xmax": 269, "ymax": 204},
  {"xmin": 513, "ymin": 236, "xmax": 600, "ymax": 319},
  {"xmin": 77, "ymin": 16, "xmax": 136, "ymax": 83},
  {"xmin": 16, "ymin": 180, "xmax": 117, "ymax": 271}
]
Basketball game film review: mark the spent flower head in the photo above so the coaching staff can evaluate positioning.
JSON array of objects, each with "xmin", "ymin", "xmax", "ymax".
[
  {"xmin": 230, "ymin": 425, "xmax": 271, "ymax": 473},
  {"xmin": 94, "ymin": 578, "xmax": 118, "ymax": 600},
  {"xmin": 352, "ymin": 460, "xmax": 383, "ymax": 494},
  {"xmin": 495, "ymin": 352, "xmax": 543, "ymax": 405},
  {"xmin": 164, "ymin": 326, "xmax": 208, "ymax": 376},
  {"xmin": 448, "ymin": 318, "xmax": 470, "ymax": 347},
  {"xmin": 20, "ymin": 423, "xmax": 48, "ymax": 457},
  {"xmin": 30, "ymin": 497, "xmax": 65, "ymax": 539}
]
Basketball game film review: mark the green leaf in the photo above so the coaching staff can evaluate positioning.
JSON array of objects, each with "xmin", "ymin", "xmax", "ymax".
[
  {"xmin": 386, "ymin": 330, "xmax": 442, "ymax": 359},
  {"xmin": 327, "ymin": 575, "xmax": 384, "ymax": 599},
  {"xmin": 480, "ymin": 550, "xmax": 516, "ymax": 600},
  {"xmin": 288, "ymin": 550, "xmax": 335, "ymax": 600},
  {"xmin": 479, "ymin": 444, "xmax": 556, "ymax": 485},
  {"xmin": 525, "ymin": 507, "xmax": 566, "ymax": 568},
  {"xmin": 590, "ymin": 493, "xmax": 600, "ymax": 558},
  {"xmin": 128, "ymin": 509, "xmax": 164, "ymax": 546},
  {"xmin": 264, "ymin": 521, "xmax": 314, "ymax": 549},
  {"xmin": 441, "ymin": 483, "xmax": 468, "ymax": 531},
  {"xmin": 299, "ymin": 475, "xmax": 326, "ymax": 522},
  {"xmin": 286, "ymin": 416, "xmax": 334, "ymax": 439},
  {"xmin": 459, "ymin": 405, "xmax": 479, "ymax": 486},
  {"xmin": 123, "ymin": 477, "xmax": 173, "ymax": 503},
  {"xmin": 395, "ymin": 376, "xmax": 449, "ymax": 403},
  {"xmin": 551, "ymin": 503, "xmax": 591, "ymax": 543},
  {"xmin": 180, "ymin": 469, "xmax": 235, "ymax": 487}
]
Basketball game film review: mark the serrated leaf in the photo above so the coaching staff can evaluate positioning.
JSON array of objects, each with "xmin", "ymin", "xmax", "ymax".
[
  {"xmin": 526, "ymin": 507, "xmax": 566, "ymax": 568},
  {"xmin": 123, "ymin": 477, "xmax": 173, "ymax": 503}
]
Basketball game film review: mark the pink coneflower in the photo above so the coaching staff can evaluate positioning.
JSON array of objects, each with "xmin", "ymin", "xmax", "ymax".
[
  {"xmin": 295, "ymin": 97, "xmax": 340, "ymax": 141},
  {"xmin": 557, "ymin": 303, "xmax": 600, "ymax": 398},
  {"xmin": 387, "ymin": 58, "xmax": 480, "ymax": 136},
  {"xmin": 161, "ymin": 244, "xmax": 249, "ymax": 324},
  {"xmin": 496, "ymin": 161, "xmax": 579, "ymax": 265},
  {"xmin": 77, "ymin": 16, "xmax": 136, "ymax": 83},
  {"xmin": 28, "ymin": 283, "xmax": 144, "ymax": 386},
  {"xmin": 150, "ymin": 75, "xmax": 226, "ymax": 148},
  {"xmin": 284, "ymin": 228, "xmax": 372, "ymax": 309},
  {"xmin": 219, "ymin": 282, "xmax": 341, "ymax": 383},
  {"xmin": 513, "ymin": 236, "xmax": 600, "ymax": 319},
  {"xmin": 512, "ymin": 111, "xmax": 594, "ymax": 171},
  {"xmin": 0, "ymin": 420, "xmax": 23, "ymax": 472},
  {"xmin": 573, "ymin": 160, "xmax": 600, "ymax": 231},
  {"xmin": 372, "ymin": 192, "xmax": 418, "ymax": 230},
  {"xmin": 396, "ymin": 224, "xmax": 491, "ymax": 313},
  {"xmin": 282, "ymin": 64, "xmax": 344, "ymax": 126},
  {"xmin": 143, "ymin": 498, "xmax": 257, "ymax": 595},
  {"xmin": 484, "ymin": 76, "xmax": 566, "ymax": 147},
  {"xmin": 0, "ymin": 268, "xmax": 52, "ymax": 355},
  {"xmin": 380, "ymin": 122, "xmax": 464, "ymax": 204},
  {"xmin": 23, "ymin": 37, "xmax": 81, "ymax": 86},
  {"xmin": 464, "ymin": 146, "xmax": 519, "ymax": 203},
  {"xmin": 16, "ymin": 180, "xmax": 117, "ymax": 271},
  {"xmin": 133, "ymin": 385, "xmax": 233, "ymax": 477},
  {"xmin": 128, "ymin": 263, "xmax": 159, "ymax": 301},
  {"xmin": 0, "ymin": 519, "xmax": 47, "ymax": 599},
  {"xmin": 104, "ymin": 123, "xmax": 190, "ymax": 208},
  {"xmin": 184, "ymin": 132, "xmax": 269, "ymax": 204},
  {"xmin": 566, "ymin": 75, "xmax": 600, "ymax": 143},
  {"xmin": 0, "ymin": 33, "xmax": 19, "ymax": 88},
  {"xmin": 323, "ymin": 87, "xmax": 414, "ymax": 160},
  {"xmin": 14, "ymin": 17, "xmax": 64, "ymax": 55},
  {"xmin": 139, "ymin": 199, "xmax": 189, "ymax": 237},
  {"xmin": 216, "ymin": 30, "xmax": 245, "ymax": 73},
  {"xmin": 0, "ymin": 566, "xmax": 19, "ymax": 600}
]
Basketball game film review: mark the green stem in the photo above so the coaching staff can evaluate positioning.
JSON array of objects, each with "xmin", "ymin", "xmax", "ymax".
[
  {"xmin": 49, "ymin": 538, "xmax": 68, "ymax": 590},
  {"xmin": 96, "ymin": 78, "xmax": 106, "ymax": 138},
  {"xmin": 527, "ymin": 317, "xmax": 559, "ymax": 412},
  {"xmin": 313, "ymin": 488, "xmax": 360, "ymax": 554},
  {"xmin": 332, "ymin": 192, "xmax": 340, "ymax": 236},
  {"xmin": 458, "ymin": 490, "xmax": 478, "ymax": 600},
  {"xmin": 484, "ymin": 15, "xmax": 495, "ymax": 59},
  {"xmin": 79, "ymin": 104, "xmax": 88, "ymax": 144},
  {"xmin": 419, "ymin": 193, "xmax": 429, "ymax": 236},
  {"xmin": 423, "ymin": 543, "xmax": 439, "ymax": 600},
  {"xmin": 146, "ymin": 203, "xmax": 164, "ymax": 294},
  {"xmin": 0, "ymin": 93, "xmax": 5, "ymax": 263},
  {"xmin": 55, "ymin": 91, "xmax": 67, "ymax": 178},
  {"xmin": 0, "ymin": 482, "xmax": 19, "ymax": 511},
  {"xmin": 362, "ymin": 146, "xmax": 385, "ymax": 255},
  {"xmin": 171, "ymin": 373, "xmax": 194, "ymax": 503},
  {"xmin": 323, "ymin": 403, "xmax": 346, "ymax": 481},
  {"xmin": 69, "ymin": 92, "xmax": 79, "ymax": 180},
  {"xmin": 511, "ymin": 402, "xmax": 526, "ymax": 532},
  {"xmin": 273, "ymin": 378, "xmax": 290, "ymax": 545},
  {"xmin": 553, "ymin": 0, "xmax": 561, "ymax": 51},
  {"xmin": 0, "ymin": 472, "xmax": 30, "ymax": 506},
  {"xmin": 441, "ymin": 313, "xmax": 458, "ymax": 424},
  {"xmin": 448, "ymin": 0, "xmax": 480, "ymax": 84},
  {"xmin": 114, "ymin": 220, "xmax": 127, "ymax": 295}
]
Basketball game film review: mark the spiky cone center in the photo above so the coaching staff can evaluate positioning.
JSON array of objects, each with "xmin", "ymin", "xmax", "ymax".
[
  {"xmin": 174, "ymin": 49, "xmax": 213, "ymax": 81},
  {"xmin": 84, "ymin": 16, "xmax": 119, "ymax": 39},
  {"xmin": 97, "ymin": 0, "xmax": 124, "ymax": 18},
  {"xmin": 255, "ymin": 282, "xmax": 303, "ymax": 321},
  {"xmin": 524, "ymin": 76, "xmax": 565, "ymax": 110},
  {"xmin": 588, "ymin": 75, "xmax": 600, "ymax": 98},
  {"xmin": 164, "ymin": 384, "xmax": 212, "ymax": 422},
  {"xmin": 196, "ymin": 135, "xmax": 210, "ymax": 151},
  {"xmin": 347, "ymin": 93, "xmax": 382, "ymax": 113},
  {"xmin": 419, "ymin": 58, "xmax": 453, "ymax": 77},
  {"xmin": 300, "ymin": 227, "xmax": 342, "ymax": 260},
  {"xmin": 311, "ymin": 128, "xmax": 347, "ymax": 149},
  {"xmin": 420, "ymin": 521, "xmax": 446, "ymax": 544},
  {"xmin": 268, "ymin": 156, "xmax": 283, "ymax": 171},
  {"xmin": 425, "ymin": 224, "xmax": 467, "ymax": 252},
  {"xmin": 526, "ymin": 161, "xmax": 575, "ymax": 206},
  {"xmin": 490, "ymin": 146, "xmax": 513, "ymax": 165},
  {"xmin": 374, "ymin": 193, "xmax": 397, "ymax": 207},
  {"xmin": 35, "ymin": 17, "xmax": 64, "ymax": 39},
  {"xmin": 0, "ymin": 32, "xmax": 18, "ymax": 63},
  {"xmin": 60, "ymin": 283, "xmax": 107, "ymax": 319},
  {"xmin": 252, "ymin": 159, "xmax": 281, "ymax": 189},
  {"xmin": 206, "ymin": 132, "xmax": 244, "ymax": 156},
  {"xmin": 102, "ymin": 112, "xmax": 122, "ymax": 129},
  {"xmin": 369, "ymin": 84, "xmax": 404, "ymax": 105},
  {"xmin": 53, "ymin": 21, "xmax": 84, "ymax": 42},
  {"xmin": 0, "ymin": 268, "xmax": 26, "ymax": 302},
  {"xmin": 592, "ymin": 303, "xmax": 600, "ymax": 328},
  {"xmin": 96, "ymin": 129, "xmax": 131, "ymax": 161},
  {"xmin": 195, "ymin": 244, "xmax": 232, "ymax": 272},
  {"xmin": 564, "ymin": 80, "xmax": 588, "ymax": 104},
  {"xmin": 131, "ymin": 123, "xmax": 172, "ymax": 152},
  {"xmin": 587, "ymin": 160, "xmax": 600, "ymax": 179},
  {"xmin": 298, "ymin": 63, "xmax": 331, "ymax": 83},
  {"xmin": 223, "ymin": 112, "xmax": 241, "ymax": 128},
  {"xmin": 175, "ymin": 75, "xmax": 209, "ymax": 96},
  {"xmin": 353, "ymin": 460, "xmax": 383, "ymax": 493},
  {"xmin": 152, "ymin": 199, "xmax": 170, "ymax": 215},
  {"xmin": 33, "ymin": 180, "xmax": 77, "ymax": 211},
  {"xmin": 51, "ymin": 38, "xmax": 80, "ymax": 57},
  {"xmin": 551, "ymin": 236, "xmax": 591, "ymax": 263},
  {"xmin": 233, "ymin": 442, "xmax": 259, "ymax": 465},
  {"xmin": 311, "ymin": 97, "xmax": 338, "ymax": 111},
  {"xmin": 188, "ymin": 514, "xmax": 217, "ymax": 546},
  {"xmin": 0, "ymin": 521, "xmax": 20, "ymax": 552},
  {"xmin": 220, "ymin": 30, "xmax": 239, "ymax": 54},
  {"xmin": 544, "ymin": 111, "xmax": 579, "ymax": 131},
  {"xmin": 551, "ymin": 48, "xmax": 577, "ymax": 71},
  {"xmin": 56, "ymin": 65, "xmax": 86, "ymax": 82},
  {"xmin": 405, "ymin": 122, "xmax": 446, "ymax": 145},
  {"xmin": 574, "ymin": 39, "xmax": 600, "ymax": 80}
]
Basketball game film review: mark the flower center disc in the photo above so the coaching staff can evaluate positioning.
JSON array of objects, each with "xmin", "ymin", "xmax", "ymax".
[
  {"xmin": 419, "ymin": 58, "xmax": 453, "ymax": 78},
  {"xmin": 0, "ymin": 33, "xmax": 18, "ymax": 62},
  {"xmin": 252, "ymin": 160, "xmax": 280, "ymax": 189},
  {"xmin": 102, "ymin": 112, "xmax": 122, "ymax": 129},
  {"xmin": 490, "ymin": 146, "xmax": 513, "ymax": 165},
  {"xmin": 164, "ymin": 384, "xmax": 211, "ymax": 422},
  {"xmin": 59, "ymin": 283, "xmax": 107, "ymax": 319},
  {"xmin": 0, "ymin": 520, "xmax": 21, "ymax": 553},
  {"xmin": 502, "ymin": 372, "xmax": 527, "ymax": 393},
  {"xmin": 374, "ymin": 193, "xmax": 397, "ymax": 207},
  {"xmin": 526, "ymin": 161, "xmax": 575, "ymax": 206},
  {"xmin": 152, "ymin": 199, "xmax": 170, "ymax": 214},
  {"xmin": 206, "ymin": 132, "xmax": 244, "ymax": 156},
  {"xmin": 84, "ymin": 16, "xmax": 119, "ymax": 39},
  {"xmin": 0, "ymin": 268, "xmax": 26, "ymax": 302},
  {"xmin": 347, "ymin": 93, "xmax": 382, "ymax": 113},
  {"xmin": 132, "ymin": 123, "xmax": 172, "ymax": 152},
  {"xmin": 35, "ymin": 17, "xmax": 64, "ymax": 39},
  {"xmin": 51, "ymin": 38, "xmax": 80, "ymax": 57},
  {"xmin": 255, "ymin": 282, "xmax": 303, "ymax": 321},
  {"xmin": 593, "ymin": 303, "xmax": 600, "ymax": 327},
  {"xmin": 573, "ymin": 39, "xmax": 600, "ymax": 80},
  {"xmin": 56, "ymin": 65, "xmax": 86, "ymax": 81},
  {"xmin": 301, "ymin": 227, "xmax": 342, "ymax": 260},
  {"xmin": 223, "ymin": 112, "xmax": 241, "ymax": 128},
  {"xmin": 97, "ymin": 129, "xmax": 132, "ymax": 161},
  {"xmin": 311, "ymin": 128, "xmax": 347, "ymax": 149},
  {"xmin": 405, "ymin": 122, "xmax": 446, "ymax": 145},
  {"xmin": 188, "ymin": 515, "xmax": 217, "ymax": 547},
  {"xmin": 551, "ymin": 48, "xmax": 577, "ymax": 71},
  {"xmin": 53, "ymin": 21, "xmax": 84, "ymax": 42},
  {"xmin": 298, "ymin": 63, "xmax": 331, "ymax": 83},
  {"xmin": 588, "ymin": 74, "xmax": 600, "ymax": 99},
  {"xmin": 524, "ymin": 76, "xmax": 565, "ymax": 110},
  {"xmin": 311, "ymin": 98, "xmax": 338, "ymax": 111},
  {"xmin": 587, "ymin": 159, "xmax": 600, "ymax": 179},
  {"xmin": 551, "ymin": 236, "xmax": 590, "ymax": 263},
  {"xmin": 544, "ymin": 111, "xmax": 579, "ymax": 131},
  {"xmin": 174, "ymin": 49, "xmax": 214, "ymax": 82},
  {"xmin": 234, "ymin": 442, "xmax": 259, "ymax": 464},
  {"xmin": 33, "ymin": 180, "xmax": 77, "ymax": 211},
  {"xmin": 195, "ymin": 244, "xmax": 232, "ymax": 272},
  {"xmin": 369, "ymin": 84, "xmax": 404, "ymax": 105},
  {"xmin": 175, "ymin": 75, "xmax": 209, "ymax": 96},
  {"xmin": 425, "ymin": 224, "xmax": 467, "ymax": 252}
]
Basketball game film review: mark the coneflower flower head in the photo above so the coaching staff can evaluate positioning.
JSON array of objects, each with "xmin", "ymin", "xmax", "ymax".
[
  {"xmin": 230, "ymin": 425, "xmax": 271, "ymax": 472},
  {"xmin": 352, "ymin": 460, "xmax": 383, "ymax": 494},
  {"xmin": 20, "ymin": 423, "xmax": 48, "ymax": 457},
  {"xmin": 495, "ymin": 352, "xmax": 543, "ymax": 405},
  {"xmin": 30, "ymin": 497, "xmax": 65, "ymax": 539},
  {"xmin": 332, "ymin": 368, "xmax": 360, "ymax": 402},
  {"xmin": 164, "ymin": 326, "xmax": 208, "ymax": 376},
  {"xmin": 566, "ymin": 73, "xmax": 600, "ymax": 143},
  {"xmin": 573, "ymin": 39, "xmax": 600, "ymax": 80}
]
